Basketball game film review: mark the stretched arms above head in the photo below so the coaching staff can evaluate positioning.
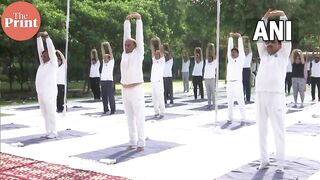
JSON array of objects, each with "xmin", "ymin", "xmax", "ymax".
[
  {"xmin": 101, "ymin": 41, "xmax": 113, "ymax": 59},
  {"xmin": 56, "ymin": 50, "xmax": 66, "ymax": 64},
  {"xmin": 290, "ymin": 49, "xmax": 304, "ymax": 64},
  {"xmin": 194, "ymin": 47, "xmax": 203, "ymax": 62},
  {"xmin": 150, "ymin": 37, "xmax": 161, "ymax": 57},
  {"xmin": 206, "ymin": 43, "xmax": 215, "ymax": 60}
]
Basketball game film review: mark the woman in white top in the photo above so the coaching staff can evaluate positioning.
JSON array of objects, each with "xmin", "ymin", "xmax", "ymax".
[
  {"xmin": 150, "ymin": 37, "xmax": 165, "ymax": 119},
  {"xmin": 89, "ymin": 49, "xmax": 101, "ymax": 100},
  {"xmin": 181, "ymin": 50, "xmax": 190, "ymax": 93},
  {"xmin": 192, "ymin": 47, "xmax": 204, "ymax": 99},
  {"xmin": 100, "ymin": 41, "xmax": 115, "ymax": 114},
  {"xmin": 56, "ymin": 50, "xmax": 66, "ymax": 113},
  {"xmin": 203, "ymin": 43, "xmax": 218, "ymax": 107}
]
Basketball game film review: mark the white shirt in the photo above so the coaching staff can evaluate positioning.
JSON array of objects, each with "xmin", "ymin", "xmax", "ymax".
[
  {"xmin": 89, "ymin": 60, "xmax": 100, "ymax": 78},
  {"xmin": 256, "ymin": 15, "xmax": 292, "ymax": 93},
  {"xmin": 35, "ymin": 37, "xmax": 58, "ymax": 96},
  {"xmin": 151, "ymin": 57, "xmax": 165, "ymax": 82},
  {"xmin": 226, "ymin": 37, "xmax": 245, "ymax": 81},
  {"xmin": 192, "ymin": 60, "xmax": 204, "ymax": 76},
  {"xmin": 243, "ymin": 52, "xmax": 252, "ymax": 68},
  {"xmin": 120, "ymin": 19, "xmax": 144, "ymax": 85},
  {"xmin": 203, "ymin": 59, "xmax": 218, "ymax": 79},
  {"xmin": 163, "ymin": 58, "xmax": 173, "ymax": 77},
  {"xmin": 101, "ymin": 59, "xmax": 114, "ymax": 81},
  {"xmin": 251, "ymin": 61, "xmax": 259, "ymax": 72},
  {"xmin": 181, "ymin": 59, "xmax": 190, "ymax": 72},
  {"xmin": 286, "ymin": 60, "xmax": 292, "ymax": 73},
  {"xmin": 311, "ymin": 61, "xmax": 320, "ymax": 77},
  {"xmin": 57, "ymin": 64, "xmax": 66, "ymax": 85}
]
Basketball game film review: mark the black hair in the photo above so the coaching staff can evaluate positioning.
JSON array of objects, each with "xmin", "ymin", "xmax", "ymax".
[{"xmin": 231, "ymin": 48, "xmax": 239, "ymax": 53}]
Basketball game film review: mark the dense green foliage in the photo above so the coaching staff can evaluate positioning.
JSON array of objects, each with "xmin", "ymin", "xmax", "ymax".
[{"xmin": 1, "ymin": 0, "xmax": 319, "ymax": 95}]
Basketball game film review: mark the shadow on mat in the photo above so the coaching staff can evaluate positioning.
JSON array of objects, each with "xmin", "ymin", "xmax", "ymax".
[
  {"xmin": 73, "ymin": 139, "xmax": 182, "ymax": 164},
  {"xmin": 217, "ymin": 157, "xmax": 320, "ymax": 180},
  {"xmin": 1, "ymin": 129, "xmax": 93, "ymax": 146},
  {"xmin": 82, "ymin": 110, "xmax": 125, "ymax": 118},
  {"xmin": 145, "ymin": 113, "xmax": 191, "ymax": 121},
  {"xmin": 0, "ymin": 123, "xmax": 29, "ymax": 131}
]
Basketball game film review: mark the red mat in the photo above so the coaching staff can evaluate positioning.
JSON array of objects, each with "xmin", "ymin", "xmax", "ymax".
[{"xmin": 0, "ymin": 152, "xmax": 129, "ymax": 179}]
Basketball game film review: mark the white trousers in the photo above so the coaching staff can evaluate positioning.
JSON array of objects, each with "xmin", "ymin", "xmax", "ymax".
[
  {"xmin": 152, "ymin": 81, "xmax": 165, "ymax": 115},
  {"xmin": 122, "ymin": 84, "xmax": 145, "ymax": 147},
  {"xmin": 38, "ymin": 94, "xmax": 57, "ymax": 135},
  {"xmin": 256, "ymin": 92, "xmax": 285, "ymax": 166},
  {"xmin": 227, "ymin": 81, "xmax": 245, "ymax": 120}
]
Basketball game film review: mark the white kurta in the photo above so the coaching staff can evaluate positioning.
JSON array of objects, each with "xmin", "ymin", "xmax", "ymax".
[
  {"xmin": 121, "ymin": 19, "xmax": 145, "ymax": 147},
  {"xmin": 101, "ymin": 59, "xmax": 114, "ymax": 81},
  {"xmin": 256, "ymin": 15, "xmax": 292, "ymax": 167},
  {"xmin": 89, "ymin": 60, "xmax": 100, "ymax": 78},
  {"xmin": 163, "ymin": 58, "xmax": 173, "ymax": 77},
  {"xmin": 35, "ymin": 36, "xmax": 58, "ymax": 135},
  {"xmin": 57, "ymin": 63, "xmax": 66, "ymax": 85},
  {"xmin": 181, "ymin": 60, "xmax": 190, "ymax": 73},
  {"xmin": 151, "ymin": 57, "xmax": 165, "ymax": 115},
  {"xmin": 226, "ymin": 37, "xmax": 245, "ymax": 120}
]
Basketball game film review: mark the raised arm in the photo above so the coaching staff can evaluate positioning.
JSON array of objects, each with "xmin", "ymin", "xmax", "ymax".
[
  {"xmin": 123, "ymin": 18, "xmax": 131, "ymax": 52},
  {"xmin": 36, "ymin": 32, "xmax": 45, "ymax": 64},
  {"xmin": 276, "ymin": 11, "xmax": 292, "ymax": 58},
  {"xmin": 133, "ymin": 13, "xmax": 144, "ymax": 54},
  {"xmin": 227, "ymin": 34, "xmax": 234, "ymax": 61},
  {"xmin": 45, "ymin": 34, "xmax": 58, "ymax": 67},
  {"xmin": 257, "ymin": 9, "xmax": 272, "ymax": 57},
  {"xmin": 237, "ymin": 35, "xmax": 245, "ymax": 60},
  {"xmin": 56, "ymin": 50, "xmax": 66, "ymax": 64},
  {"xmin": 101, "ymin": 42, "xmax": 107, "ymax": 56},
  {"xmin": 106, "ymin": 42, "xmax": 113, "ymax": 59}
]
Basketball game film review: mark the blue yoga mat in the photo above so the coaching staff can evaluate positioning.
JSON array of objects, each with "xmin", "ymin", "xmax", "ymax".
[{"xmin": 73, "ymin": 139, "xmax": 182, "ymax": 164}]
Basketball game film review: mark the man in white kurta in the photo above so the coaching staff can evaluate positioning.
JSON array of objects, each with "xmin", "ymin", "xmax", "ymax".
[
  {"xmin": 56, "ymin": 50, "xmax": 66, "ymax": 113},
  {"xmin": 226, "ymin": 33, "xmax": 246, "ymax": 123},
  {"xmin": 256, "ymin": 9, "xmax": 292, "ymax": 172},
  {"xmin": 203, "ymin": 56, "xmax": 218, "ymax": 107},
  {"xmin": 36, "ymin": 32, "xmax": 58, "ymax": 138},
  {"xmin": 151, "ymin": 50, "xmax": 165, "ymax": 119},
  {"xmin": 121, "ymin": 13, "xmax": 145, "ymax": 151}
]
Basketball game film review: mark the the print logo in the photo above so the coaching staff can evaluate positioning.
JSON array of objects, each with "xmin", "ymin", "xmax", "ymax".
[{"xmin": 1, "ymin": 1, "xmax": 41, "ymax": 41}]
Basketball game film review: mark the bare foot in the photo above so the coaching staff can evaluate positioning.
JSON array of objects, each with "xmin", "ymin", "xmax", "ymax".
[
  {"xmin": 127, "ymin": 145, "xmax": 135, "ymax": 150},
  {"xmin": 136, "ymin": 147, "xmax": 144, "ymax": 151}
]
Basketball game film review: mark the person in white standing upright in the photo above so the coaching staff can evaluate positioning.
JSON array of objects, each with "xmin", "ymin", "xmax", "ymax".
[
  {"xmin": 242, "ymin": 36, "xmax": 253, "ymax": 103},
  {"xmin": 256, "ymin": 9, "xmax": 292, "ymax": 172},
  {"xmin": 226, "ymin": 32, "xmax": 246, "ymax": 124},
  {"xmin": 181, "ymin": 50, "xmax": 190, "ymax": 93},
  {"xmin": 150, "ymin": 37, "xmax": 165, "ymax": 119},
  {"xmin": 310, "ymin": 51, "xmax": 320, "ymax": 101},
  {"xmin": 89, "ymin": 49, "xmax": 101, "ymax": 100},
  {"xmin": 56, "ymin": 50, "xmax": 66, "ymax": 113},
  {"xmin": 121, "ymin": 12, "xmax": 145, "ymax": 151},
  {"xmin": 36, "ymin": 31, "xmax": 58, "ymax": 139},
  {"xmin": 163, "ymin": 44, "xmax": 174, "ymax": 105},
  {"xmin": 100, "ymin": 41, "xmax": 115, "ymax": 114},
  {"xmin": 203, "ymin": 43, "xmax": 218, "ymax": 108}
]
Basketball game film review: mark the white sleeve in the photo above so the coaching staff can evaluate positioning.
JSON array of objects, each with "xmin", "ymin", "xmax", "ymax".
[
  {"xmin": 169, "ymin": 58, "xmax": 173, "ymax": 69},
  {"xmin": 257, "ymin": 17, "xmax": 268, "ymax": 57},
  {"xmin": 135, "ymin": 19, "xmax": 144, "ymax": 56},
  {"xmin": 227, "ymin": 37, "xmax": 233, "ymax": 61},
  {"xmin": 279, "ymin": 15, "xmax": 292, "ymax": 58},
  {"xmin": 123, "ymin": 20, "xmax": 131, "ymax": 52},
  {"xmin": 46, "ymin": 37, "xmax": 58, "ymax": 67},
  {"xmin": 37, "ymin": 37, "xmax": 44, "ymax": 64},
  {"xmin": 238, "ymin": 37, "xmax": 245, "ymax": 62}
]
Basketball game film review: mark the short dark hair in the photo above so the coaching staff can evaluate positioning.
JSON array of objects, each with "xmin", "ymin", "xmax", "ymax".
[{"xmin": 231, "ymin": 48, "xmax": 239, "ymax": 53}]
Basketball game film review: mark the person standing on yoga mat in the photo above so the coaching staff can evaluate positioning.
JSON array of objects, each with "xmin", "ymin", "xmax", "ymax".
[
  {"xmin": 181, "ymin": 50, "xmax": 190, "ymax": 93},
  {"xmin": 163, "ymin": 43, "xmax": 174, "ymax": 105},
  {"xmin": 36, "ymin": 31, "xmax": 58, "ymax": 139},
  {"xmin": 256, "ymin": 9, "xmax": 292, "ymax": 172},
  {"xmin": 121, "ymin": 12, "xmax": 145, "ymax": 151},
  {"xmin": 150, "ymin": 37, "xmax": 165, "ymax": 119},
  {"xmin": 100, "ymin": 41, "xmax": 116, "ymax": 114},
  {"xmin": 89, "ymin": 49, "xmax": 101, "ymax": 100},
  {"xmin": 203, "ymin": 43, "xmax": 218, "ymax": 108},
  {"xmin": 192, "ymin": 47, "xmax": 204, "ymax": 100},
  {"xmin": 242, "ymin": 36, "xmax": 253, "ymax": 103},
  {"xmin": 226, "ymin": 32, "xmax": 246, "ymax": 124},
  {"xmin": 310, "ymin": 52, "xmax": 320, "ymax": 101},
  {"xmin": 56, "ymin": 50, "xmax": 66, "ymax": 113},
  {"xmin": 290, "ymin": 49, "xmax": 306, "ymax": 108}
]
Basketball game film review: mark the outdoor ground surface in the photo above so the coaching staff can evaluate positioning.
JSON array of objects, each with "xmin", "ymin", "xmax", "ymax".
[{"xmin": 1, "ymin": 82, "xmax": 320, "ymax": 180}]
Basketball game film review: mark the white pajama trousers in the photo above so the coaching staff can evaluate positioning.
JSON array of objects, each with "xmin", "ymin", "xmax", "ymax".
[
  {"xmin": 227, "ymin": 81, "xmax": 245, "ymax": 120},
  {"xmin": 256, "ymin": 92, "xmax": 285, "ymax": 166},
  {"xmin": 38, "ymin": 94, "xmax": 57, "ymax": 135},
  {"xmin": 152, "ymin": 81, "xmax": 165, "ymax": 115},
  {"xmin": 122, "ymin": 84, "xmax": 146, "ymax": 147}
]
